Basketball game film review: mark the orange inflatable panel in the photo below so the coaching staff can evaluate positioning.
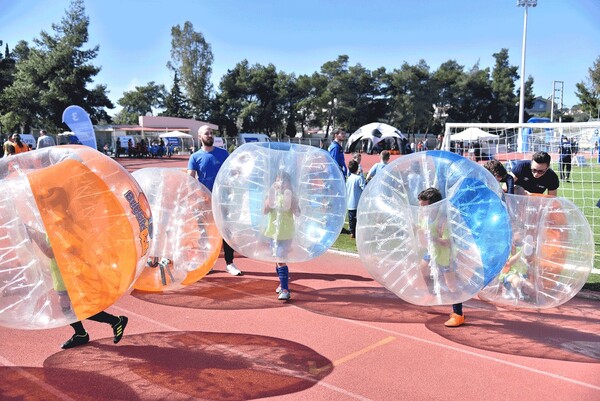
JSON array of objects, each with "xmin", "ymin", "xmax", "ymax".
[{"xmin": 28, "ymin": 159, "xmax": 138, "ymax": 320}]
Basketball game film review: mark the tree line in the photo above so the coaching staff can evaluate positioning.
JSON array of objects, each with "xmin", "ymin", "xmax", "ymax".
[{"xmin": 1, "ymin": 0, "xmax": 598, "ymax": 140}]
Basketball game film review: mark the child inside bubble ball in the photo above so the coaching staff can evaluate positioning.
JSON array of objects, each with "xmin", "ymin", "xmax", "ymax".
[
  {"xmin": 25, "ymin": 225, "xmax": 74, "ymax": 317},
  {"xmin": 417, "ymin": 187, "xmax": 465, "ymax": 327},
  {"xmin": 26, "ymin": 187, "xmax": 129, "ymax": 350},
  {"xmin": 498, "ymin": 232, "xmax": 536, "ymax": 301},
  {"xmin": 263, "ymin": 170, "xmax": 300, "ymax": 301}
]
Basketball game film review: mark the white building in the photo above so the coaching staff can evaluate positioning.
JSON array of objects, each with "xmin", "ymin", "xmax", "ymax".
[{"xmin": 93, "ymin": 116, "xmax": 218, "ymax": 153}]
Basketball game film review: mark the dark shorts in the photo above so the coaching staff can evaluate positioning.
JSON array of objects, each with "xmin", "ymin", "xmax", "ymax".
[{"xmin": 423, "ymin": 253, "xmax": 452, "ymax": 272}]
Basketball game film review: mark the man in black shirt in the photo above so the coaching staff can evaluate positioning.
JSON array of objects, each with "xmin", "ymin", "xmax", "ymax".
[{"xmin": 508, "ymin": 151, "xmax": 559, "ymax": 195}]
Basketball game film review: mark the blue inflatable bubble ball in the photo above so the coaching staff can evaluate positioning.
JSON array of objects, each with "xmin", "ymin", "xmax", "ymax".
[
  {"xmin": 356, "ymin": 150, "xmax": 511, "ymax": 306},
  {"xmin": 212, "ymin": 142, "xmax": 346, "ymax": 263}
]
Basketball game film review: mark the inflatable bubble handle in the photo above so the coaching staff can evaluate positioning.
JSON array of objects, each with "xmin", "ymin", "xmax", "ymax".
[
  {"xmin": 283, "ymin": 189, "xmax": 292, "ymax": 211},
  {"xmin": 267, "ymin": 187, "xmax": 276, "ymax": 209}
]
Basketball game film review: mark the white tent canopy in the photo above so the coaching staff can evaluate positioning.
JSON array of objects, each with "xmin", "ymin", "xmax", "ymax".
[
  {"xmin": 345, "ymin": 122, "xmax": 406, "ymax": 154},
  {"xmin": 450, "ymin": 127, "xmax": 498, "ymax": 142},
  {"xmin": 159, "ymin": 131, "xmax": 195, "ymax": 152},
  {"xmin": 159, "ymin": 130, "xmax": 193, "ymax": 139}
]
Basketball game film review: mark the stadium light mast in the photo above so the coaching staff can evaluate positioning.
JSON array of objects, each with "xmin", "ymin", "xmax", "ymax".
[{"xmin": 517, "ymin": 0, "xmax": 537, "ymax": 124}]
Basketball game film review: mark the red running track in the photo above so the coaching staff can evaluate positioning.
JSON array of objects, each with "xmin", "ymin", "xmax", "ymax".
[{"xmin": 0, "ymin": 154, "xmax": 598, "ymax": 401}]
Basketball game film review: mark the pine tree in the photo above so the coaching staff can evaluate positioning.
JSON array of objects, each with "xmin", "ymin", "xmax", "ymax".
[
  {"xmin": 575, "ymin": 56, "xmax": 600, "ymax": 119},
  {"xmin": 168, "ymin": 21, "xmax": 213, "ymax": 120},
  {"xmin": 162, "ymin": 72, "xmax": 190, "ymax": 118},
  {"xmin": 1, "ymin": 0, "xmax": 113, "ymax": 131}
]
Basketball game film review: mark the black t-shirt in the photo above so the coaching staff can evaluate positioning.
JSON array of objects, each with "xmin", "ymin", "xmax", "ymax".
[
  {"xmin": 511, "ymin": 160, "xmax": 560, "ymax": 194},
  {"xmin": 559, "ymin": 139, "xmax": 572, "ymax": 158}
]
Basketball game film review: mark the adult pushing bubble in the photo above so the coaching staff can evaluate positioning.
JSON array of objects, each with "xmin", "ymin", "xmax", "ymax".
[{"xmin": 187, "ymin": 125, "xmax": 243, "ymax": 276}]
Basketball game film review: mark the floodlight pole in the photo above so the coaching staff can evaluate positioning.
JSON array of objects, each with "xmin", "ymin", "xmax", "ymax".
[{"xmin": 517, "ymin": 0, "xmax": 537, "ymax": 124}]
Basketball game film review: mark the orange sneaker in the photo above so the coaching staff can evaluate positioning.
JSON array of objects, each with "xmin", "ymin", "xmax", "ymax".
[{"xmin": 444, "ymin": 313, "xmax": 465, "ymax": 327}]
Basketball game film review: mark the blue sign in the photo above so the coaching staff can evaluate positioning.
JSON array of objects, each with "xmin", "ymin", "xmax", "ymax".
[
  {"xmin": 62, "ymin": 105, "xmax": 97, "ymax": 150},
  {"xmin": 165, "ymin": 137, "xmax": 181, "ymax": 146}
]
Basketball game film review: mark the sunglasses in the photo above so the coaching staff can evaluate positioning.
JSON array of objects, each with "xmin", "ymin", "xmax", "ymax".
[{"xmin": 531, "ymin": 168, "xmax": 547, "ymax": 175}]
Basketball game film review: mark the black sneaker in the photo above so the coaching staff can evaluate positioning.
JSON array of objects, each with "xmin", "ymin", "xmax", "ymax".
[
  {"xmin": 112, "ymin": 316, "xmax": 128, "ymax": 344},
  {"xmin": 61, "ymin": 332, "xmax": 89, "ymax": 349}
]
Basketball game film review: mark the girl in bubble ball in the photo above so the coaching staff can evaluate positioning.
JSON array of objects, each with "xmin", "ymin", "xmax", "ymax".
[
  {"xmin": 263, "ymin": 170, "xmax": 300, "ymax": 301},
  {"xmin": 24, "ymin": 225, "xmax": 74, "ymax": 318},
  {"xmin": 417, "ymin": 187, "xmax": 464, "ymax": 327},
  {"xmin": 26, "ymin": 188, "xmax": 129, "ymax": 349}
]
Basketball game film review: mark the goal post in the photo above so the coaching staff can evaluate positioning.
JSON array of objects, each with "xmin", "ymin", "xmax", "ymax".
[{"xmin": 442, "ymin": 121, "xmax": 600, "ymax": 269}]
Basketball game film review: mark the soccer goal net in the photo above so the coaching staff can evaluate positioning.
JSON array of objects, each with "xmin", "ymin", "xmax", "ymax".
[{"xmin": 442, "ymin": 121, "xmax": 600, "ymax": 269}]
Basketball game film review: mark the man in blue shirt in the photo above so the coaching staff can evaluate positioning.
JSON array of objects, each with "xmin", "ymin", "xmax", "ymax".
[
  {"xmin": 188, "ymin": 125, "xmax": 242, "ymax": 276},
  {"xmin": 328, "ymin": 128, "xmax": 347, "ymax": 178},
  {"xmin": 508, "ymin": 151, "xmax": 559, "ymax": 195}
]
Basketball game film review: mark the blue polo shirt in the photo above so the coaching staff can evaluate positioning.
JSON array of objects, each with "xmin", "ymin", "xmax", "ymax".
[
  {"xmin": 187, "ymin": 147, "xmax": 229, "ymax": 191},
  {"xmin": 328, "ymin": 141, "xmax": 347, "ymax": 177}
]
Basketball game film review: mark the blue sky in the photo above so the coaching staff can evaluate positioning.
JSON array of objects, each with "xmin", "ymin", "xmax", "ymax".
[{"xmin": 1, "ymin": 0, "xmax": 599, "ymax": 117}]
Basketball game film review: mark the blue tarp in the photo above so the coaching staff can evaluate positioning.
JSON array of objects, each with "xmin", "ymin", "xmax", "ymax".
[{"xmin": 519, "ymin": 117, "xmax": 552, "ymax": 152}]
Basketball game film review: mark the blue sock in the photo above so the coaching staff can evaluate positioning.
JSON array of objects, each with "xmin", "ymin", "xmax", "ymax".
[
  {"xmin": 276, "ymin": 265, "xmax": 289, "ymax": 291},
  {"xmin": 452, "ymin": 303, "xmax": 463, "ymax": 315}
]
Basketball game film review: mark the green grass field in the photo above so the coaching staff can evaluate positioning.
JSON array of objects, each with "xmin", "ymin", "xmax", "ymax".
[
  {"xmin": 554, "ymin": 158, "xmax": 600, "ymax": 269},
  {"xmin": 583, "ymin": 273, "xmax": 600, "ymax": 291},
  {"xmin": 332, "ymin": 158, "xmax": 600, "ymax": 287}
]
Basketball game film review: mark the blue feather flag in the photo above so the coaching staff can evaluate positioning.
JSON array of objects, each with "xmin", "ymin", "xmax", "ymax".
[{"xmin": 62, "ymin": 105, "xmax": 97, "ymax": 150}]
